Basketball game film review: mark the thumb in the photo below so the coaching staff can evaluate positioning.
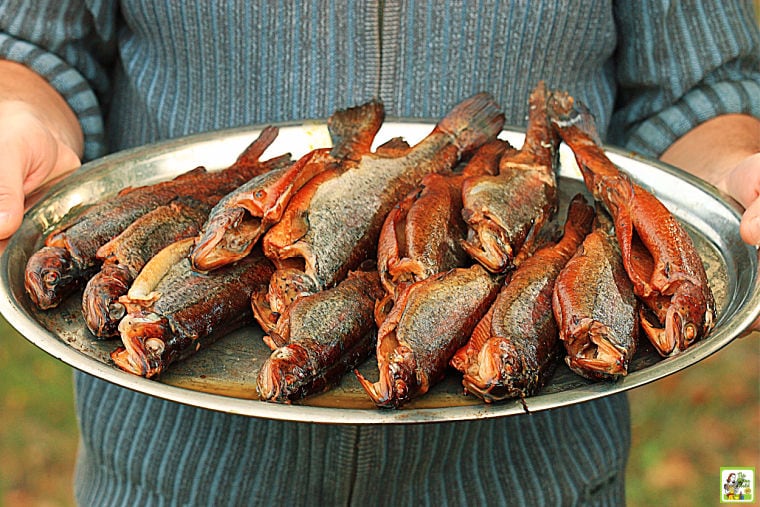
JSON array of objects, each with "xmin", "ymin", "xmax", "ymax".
[{"xmin": 0, "ymin": 146, "xmax": 27, "ymax": 240}]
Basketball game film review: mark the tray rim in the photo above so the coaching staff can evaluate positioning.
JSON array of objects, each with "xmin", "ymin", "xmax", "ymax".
[{"xmin": 1, "ymin": 120, "xmax": 758, "ymax": 424}]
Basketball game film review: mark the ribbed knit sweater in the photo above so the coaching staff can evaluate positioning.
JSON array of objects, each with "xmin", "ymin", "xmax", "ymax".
[{"xmin": 2, "ymin": 1, "xmax": 758, "ymax": 505}]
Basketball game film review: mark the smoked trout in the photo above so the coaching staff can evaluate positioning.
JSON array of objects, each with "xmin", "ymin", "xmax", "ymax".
[
  {"xmin": 548, "ymin": 91, "xmax": 715, "ymax": 356},
  {"xmin": 461, "ymin": 81, "xmax": 559, "ymax": 273},
  {"xmin": 356, "ymin": 264, "xmax": 501, "ymax": 408},
  {"xmin": 82, "ymin": 199, "xmax": 211, "ymax": 338},
  {"xmin": 451, "ymin": 195, "xmax": 594, "ymax": 402},
  {"xmin": 190, "ymin": 100, "xmax": 385, "ymax": 272},
  {"xmin": 257, "ymin": 270, "xmax": 384, "ymax": 402},
  {"xmin": 553, "ymin": 210, "xmax": 639, "ymax": 380},
  {"xmin": 25, "ymin": 126, "xmax": 286, "ymax": 310},
  {"xmin": 111, "ymin": 242, "xmax": 274, "ymax": 378},
  {"xmin": 261, "ymin": 93, "xmax": 505, "ymax": 321}
]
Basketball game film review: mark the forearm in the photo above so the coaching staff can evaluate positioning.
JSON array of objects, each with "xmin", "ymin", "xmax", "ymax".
[{"xmin": 0, "ymin": 59, "xmax": 84, "ymax": 158}]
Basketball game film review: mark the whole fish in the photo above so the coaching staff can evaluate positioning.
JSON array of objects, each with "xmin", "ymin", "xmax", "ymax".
[
  {"xmin": 257, "ymin": 270, "xmax": 384, "ymax": 402},
  {"xmin": 553, "ymin": 210, "xmax": 639, "ymax": 380},
  {"xmin": 356, "ymin": 264, "xmax": 501, "ymax": 409},
  {"xmin": 82, "ymin": 199, "xmax": 210, "ymax": 338},
  {"xmin": 190, "ymin": 100, "xmax": 385, "ymax": 272},
  {"xmin": 24, "ymin": 126, "xmax": 286, "ymax": 310},
  {"xmin": 111, "ymin": 242, "xmax": 274, "ymax": 378},
  {"xmin": 461, "ymin": 81, "xmax": 559, "ymax": 273},
  {"xmin": 451, "ymin": 194, "xmax": 594, "ymax": 403},
  {"xmin": 261, "ymin": 93, "xmax": 505, "ymax": 320},
  {"xmin": 377, "ymin": 140, "xmax": 507, "ymax": 301},
  {"xmin": 548, "ymin": 91, "xmax": 715, "ymax": 356}
]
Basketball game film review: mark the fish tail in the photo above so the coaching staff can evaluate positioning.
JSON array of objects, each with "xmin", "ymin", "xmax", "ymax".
[
  {"xmin": 232, "ymin": 126, "xmax": 280, "ymax": 167},
  {"xmin": 437, "ymin": 92, "xmax": 505, "ymax": 156},
  {"xmin": 328, "ymin": 99, "xmax": 385, "ymax": 159},
  {"xmin": 546, "ymin": 91, "xmax": 602, "ymax": 145}
]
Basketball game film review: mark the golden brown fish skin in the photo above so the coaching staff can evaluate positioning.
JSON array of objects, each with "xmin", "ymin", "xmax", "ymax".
[
  {"xmin": 548, "ymin": 91, "xmax": 715, "ymax": 357},
  {"xmin": 257, "ymin": 270, "xmax": 384, "ymax": 402},
  {"xmin": 356, "ymin": 264, "xmax": 501, "ymax": 409},
  {"xmin": 452, "ymin": 195, "xmax": 594, "ymax": 403},
  {"xmin": 82, "ymin": 200, "xmax": 210, "ymax": 338},
  {"xmin": 24, "ymin": 126, "xmax": 285, "ymax": 310},
  {"xmin": 377, "ymin": 139, "xmax": 507, "ymax": 301},
  {"xmin": 111, "ymin": 252, "xmax": 274, "ymax": 378},
  {"xmin": 461, "ymin": 81, "xmax": 559, "ymax": 274},
  {"xmin": 190, "ymin": 148, "xmax": 330, "ymax": 272},
  {"xmin": 263, "ymin": 93, "xmax": 505, "ymax": 317},
  {"xmin": 553, "ymin": 211, "xmax": 639, "ymax": 380},
  {"xmin": 191, "ymin": 100, "xmax": 385, "ymax": 272}
]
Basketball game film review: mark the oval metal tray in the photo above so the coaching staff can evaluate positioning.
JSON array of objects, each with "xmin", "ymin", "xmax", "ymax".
[{"xmin": 1, "ymin": 121, "xmax": 758, "ymax": 424}]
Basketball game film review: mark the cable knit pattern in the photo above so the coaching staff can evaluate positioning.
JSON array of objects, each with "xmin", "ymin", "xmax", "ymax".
[{"xmin": 2, "ymin": 1, "xmax": 758, "ymax": 505}]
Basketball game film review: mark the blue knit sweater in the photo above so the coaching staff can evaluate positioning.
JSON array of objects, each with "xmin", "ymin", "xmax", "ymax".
[{"xmin": 2, "ymin": 1, "xmax": 759, "ymax": 505}]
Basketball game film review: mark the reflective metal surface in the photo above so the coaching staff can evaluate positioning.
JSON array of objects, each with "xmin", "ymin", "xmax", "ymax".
[{"xmin": 1, "ymin": 122, "xmax": 758, "ymax": 424}]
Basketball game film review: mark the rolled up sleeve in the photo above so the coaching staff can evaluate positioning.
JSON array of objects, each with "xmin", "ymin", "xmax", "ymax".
[
  {"xmin": 610, "ymin": 0, "xmax": 760, "ymax": 157},
  {"xmin": 0, "ymin": 0, "xmax": 117, "ymax": 161}
]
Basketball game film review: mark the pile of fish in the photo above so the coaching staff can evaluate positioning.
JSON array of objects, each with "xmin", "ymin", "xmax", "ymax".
[{"xmin": 24, "ymin": 82, "xmax": 716, "ymax": 408}]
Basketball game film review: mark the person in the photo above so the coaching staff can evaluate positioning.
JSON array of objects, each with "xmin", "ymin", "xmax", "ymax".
[{"xmin": 1, "ymin": 1, "xmax": 758, "ymax": 505}]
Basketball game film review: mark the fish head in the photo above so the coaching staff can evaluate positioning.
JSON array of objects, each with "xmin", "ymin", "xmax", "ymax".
[
  {"xmin": 565, "ymin": 321, "xmax": 631, "ymax": 380},
  {"xmin": 462, "ymin": 337, "xmax": 522, "ymax": 402},
  {"xmin": 111, "ymin": 313, "xmax": 170, "ymax": 378},
  {"xmin": 191, "ymin": 208, "xmax": 262, "ymax": 271},
  {"xmin": 256, "ymin": 344, "xmax": 311, "ymax": 402},
  {"xmin": 355, "ymin": 345, "xmax": 417, "ymax": 409},
  {"xmin": 24, "ymin": 246, "xmax": 78, "ymax": 309},
  {"xmin": 643, "ymin": 282, "xmax": 715, "ymax": 357}
]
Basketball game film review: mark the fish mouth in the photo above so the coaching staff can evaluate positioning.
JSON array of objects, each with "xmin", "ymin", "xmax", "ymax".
[
  {"xmin": 257, "ymin": 344, "xmax": 311, "ymax": 402},
  {"xmin": 191, "ymin": 208, "xmax": 263, "ymax": 271},
  {"xmin": 566, "ymin": 322, "xmax": 631, "ymax": 379},
  {"xmin": 462, "ymin": 337, "xmax": 524, "ymax": 402},
  {"xmin": 355, "ymin": 345, "xmax": 417, "ymax": 409},
  {"xmin": 111, "ymin": 313, "xmax": 169, "ymax": 378},
  {"xmin": 82, "ymin": 265, "xmax": 132, "ymax": 338},
  {"xmin": 460, "ymin": 221, "xmax": 512, "ymax": 274},
  {"xmin": 24, "ymin": 246, "xmax": 78, "ymax": 309}
]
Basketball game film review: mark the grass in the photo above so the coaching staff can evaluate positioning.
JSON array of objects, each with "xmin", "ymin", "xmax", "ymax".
[{"xmin": 1, "ymin": 313, "xmax": 757, "ymax": 506}]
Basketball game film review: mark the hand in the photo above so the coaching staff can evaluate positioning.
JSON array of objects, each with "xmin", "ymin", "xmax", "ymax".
[
  {"xmin": 720, "ymin": 152, "xmax": 760, "ymax": 246},
  {"xmin": 0, "ymin": 101, "xmax": 82, "ymax": 240},
  {"xmin": 0, "ymin": 60, "xmax": 84, "ymax": 242}
]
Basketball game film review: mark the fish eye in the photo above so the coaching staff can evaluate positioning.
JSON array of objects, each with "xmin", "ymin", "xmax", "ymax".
[
  {"xmin": 43, "ymin": 271, "xmax": 59, "ymax": 286},
  {"xmin": 683, "ymin": 323, "xmax": 697, "ymax": 343},
  {"xmin": 144, "ymin": 338, "xmax": 165, "ymax": 355},
  {"xmin": 254, "ymin": 189, "xmax": 266, "ymax": 200}
]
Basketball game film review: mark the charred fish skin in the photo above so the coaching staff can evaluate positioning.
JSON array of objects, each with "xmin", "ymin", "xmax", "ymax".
[
  {"xmin": 265, "ymin": 92, "xmax": 505, "ymax": 300},
  {"xmin": 111, "ymin": 253, "xmax": 275, "ymax": 378},
  {"xmin": 82, "ymin": 199, "xmax": 211, "ymax": 338},
  {"xmin": 553, "ymin": 211, "xmax": 639, "ymax": 380},
  {"xmin": 547, "ymin": 91, "xmax": 715, "ymax": 357},
  {"xmin": 356, "ymin": 264, "xmax": 501, "ymax": 409},
  {"xmin": 453, "ymin": 194, "xmax": 594, "ymax": 403},
  {"xmin": 257, "ymin": 270, "xmax": 384, "ymax": 402},
  {"xmin": 24, "ymin": 126, "xmax": 285, "ymax": 310},
  {"xmin": 461, "ymin": 81, "xmax": 559, "ymax": 274}
]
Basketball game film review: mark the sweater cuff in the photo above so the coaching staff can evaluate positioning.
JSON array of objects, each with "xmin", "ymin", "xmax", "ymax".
[
  {"xmin": 0, "ymin": 33, "xmax": 106, "ymax": 161},
  {"xmin": 625, "ymin": 78, "xmax": 760, "ymax": 159}
]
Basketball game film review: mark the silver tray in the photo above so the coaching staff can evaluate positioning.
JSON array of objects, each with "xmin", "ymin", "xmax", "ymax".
[{"xmin": 1, "ymin": 121, "xmax": 758, "ymax": 424}]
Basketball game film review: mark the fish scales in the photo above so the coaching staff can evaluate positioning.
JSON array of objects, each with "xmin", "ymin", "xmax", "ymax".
[{"xmin": 303, "ymin": 140, "xmax": 461, "ymax": 288}]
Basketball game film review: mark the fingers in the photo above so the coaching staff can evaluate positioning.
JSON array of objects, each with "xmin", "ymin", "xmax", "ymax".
[
  {"xmin": 739, "ymin": 198, "xmax": 760, "ymax": 246},
  {"xmin": 0, "ymin": 141, "xmax": 27, "ymax": 240}
]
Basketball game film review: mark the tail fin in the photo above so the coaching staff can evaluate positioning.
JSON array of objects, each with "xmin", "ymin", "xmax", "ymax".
[
  {"xmin": 328, "ymin": 99, "xmax": 386, "ymax": 160},
  {"xmin": 547, "ymin": 91, "xmax": 602, "ymax": 146},
  {"xmin": 232, "ymin": 126, "xmax": 280, "ymax": 168},
  {"xmin": 438, "ymin": 92, "xmax": 505, "ymax": 156}
]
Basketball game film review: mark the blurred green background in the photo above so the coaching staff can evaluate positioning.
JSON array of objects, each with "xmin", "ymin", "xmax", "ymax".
[{"xmin": 1, "ymin": 313, "xmax": 758, "ymax": 506}]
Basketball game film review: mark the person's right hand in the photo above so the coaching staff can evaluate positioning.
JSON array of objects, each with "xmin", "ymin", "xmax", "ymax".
[{"xmin": 0, "ymin": 60, "xmax": 84, "ymax": 241}]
